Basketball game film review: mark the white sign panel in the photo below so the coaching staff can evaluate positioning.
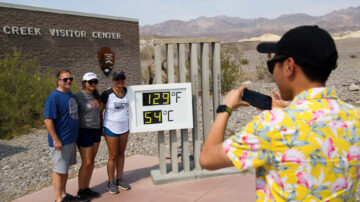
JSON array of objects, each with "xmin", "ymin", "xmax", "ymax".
[{"xmin": 128, "ymin": 83, "xmax": 193, "ymax": 133}]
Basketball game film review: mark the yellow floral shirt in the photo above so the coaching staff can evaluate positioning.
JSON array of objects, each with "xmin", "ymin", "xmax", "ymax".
[{"xmin": 224, "ymin": 87, "xmax": 360, "ymax": 201}]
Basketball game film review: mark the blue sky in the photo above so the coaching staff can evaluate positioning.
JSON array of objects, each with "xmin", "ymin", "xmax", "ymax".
[{"xmin": 0, "ymin": 0, "xmax": 359, "ymax": 26}]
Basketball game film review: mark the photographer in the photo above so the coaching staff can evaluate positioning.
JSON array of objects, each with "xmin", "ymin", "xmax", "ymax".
[{"xmin": 200, "ymin": 25, "xmax": 360, "ymax": 201}]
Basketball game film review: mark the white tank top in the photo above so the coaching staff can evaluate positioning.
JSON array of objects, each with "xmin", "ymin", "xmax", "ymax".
[{"xmin": 101, "ymin": 87, "xmax": 129, "ymax": 134}]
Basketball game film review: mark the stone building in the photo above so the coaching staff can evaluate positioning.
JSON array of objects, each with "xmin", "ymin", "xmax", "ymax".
[{"xmin": 0, "ymin": 2, "xmax": 141, "ymax": 90}]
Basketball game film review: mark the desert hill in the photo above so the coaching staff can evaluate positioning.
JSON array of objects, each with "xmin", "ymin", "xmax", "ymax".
[
  {"xmin": 238, "ymin": 30, "xmax": 360, "ymax": 42},
  {"xmin": 140, "ymin": 6, "xmax": 360, "ymax": 41}
]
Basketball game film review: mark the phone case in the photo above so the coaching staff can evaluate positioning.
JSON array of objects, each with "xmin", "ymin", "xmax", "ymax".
[{"xmin": 242, "ymin": 89, "xmax": 272, "ymax": 110}]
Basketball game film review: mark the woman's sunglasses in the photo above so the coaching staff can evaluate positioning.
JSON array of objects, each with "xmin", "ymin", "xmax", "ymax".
[
  {"xmin": 114, "ymin": 77, "xmax": 125, "ymax": 81},
  {"xmin": 60, "ymin": 77, "xmax": 73, "ymax": 82},
  {"xmin": 87, "ymin": 80, "xmax": 98, "ymax": 85}
]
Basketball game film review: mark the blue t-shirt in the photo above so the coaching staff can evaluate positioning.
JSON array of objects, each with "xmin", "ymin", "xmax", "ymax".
[{"xmin": 44, "ymin": 89, "xmax": 79, "ymax": 147}]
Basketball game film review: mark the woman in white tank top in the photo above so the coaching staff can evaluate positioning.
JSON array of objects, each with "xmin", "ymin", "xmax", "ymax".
[{"xmin": 100, "ymin": 70, "xmax": 131, "ymax": 194}]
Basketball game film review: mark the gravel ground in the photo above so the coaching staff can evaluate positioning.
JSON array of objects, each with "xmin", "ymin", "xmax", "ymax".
[{"xmin": 1, "ymin": 39, "xmax": 360, "ymax": 201}]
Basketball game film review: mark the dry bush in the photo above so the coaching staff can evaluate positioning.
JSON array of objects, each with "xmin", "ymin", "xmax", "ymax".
[
  {"xmin": 0, "ymin": 49, "xmax": 81, "ymax": 139},
  {"xmin": 240, "ymin": 58, "xmax": 249, "ymax": 65},
  {"xmin": 350, "ymin": 54, "xmax": 357, "ymax": 59},
  {"xmin": 221, "ymin": 47, "xmax": 245, "ymax": 93},
  {"xmin": 255, "ymin": 56, "xmax": 273, "ymax": 82}
]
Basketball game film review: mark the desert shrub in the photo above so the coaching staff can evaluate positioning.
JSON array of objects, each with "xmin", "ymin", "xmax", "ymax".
[
  {"xmin": 255, "ymin": 65, "xmax": 272, "ymax": 81},
  {"xmin": 255, "ymin": 56, "xmax": 273, "ymax": 82},
  {"xmin": 0, "ymin": 49, "xmax": 80, "ymax": 139},
  {"xmin": 350, "ymin": 54, "xmax": 357, "ymax": 59},
  {"xmin": 221, "ymin": 47, "xmax": 244, "ymax": 93},
  {"xmin": 240, "ymin": 58, "xmax": 249, "ymax": 65}
]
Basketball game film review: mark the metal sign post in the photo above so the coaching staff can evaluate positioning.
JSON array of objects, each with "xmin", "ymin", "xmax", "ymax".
[{"xmin": 149, "ymin": 38, "xmax": 239, "ymax": 185}]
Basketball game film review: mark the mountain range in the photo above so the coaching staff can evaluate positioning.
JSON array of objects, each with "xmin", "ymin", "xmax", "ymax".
[{"xmin": 140, "ymin": 6, "xmax": 360, "ymax": 41}]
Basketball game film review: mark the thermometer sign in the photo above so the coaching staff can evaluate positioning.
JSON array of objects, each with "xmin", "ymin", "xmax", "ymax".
[{"xmin": 128, "ymin": 83, "xmax": 193, "ymax": 133}]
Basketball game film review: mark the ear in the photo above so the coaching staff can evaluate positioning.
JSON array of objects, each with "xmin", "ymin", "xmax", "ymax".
[{"xmin": 285, "ymin": 57, "xmax": 296, "ymax": 79}]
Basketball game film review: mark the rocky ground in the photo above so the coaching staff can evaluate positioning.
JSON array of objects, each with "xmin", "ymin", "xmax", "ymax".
[{"xmin": 1, "ymin": 38, "xmax": 360, "ymax": 201}]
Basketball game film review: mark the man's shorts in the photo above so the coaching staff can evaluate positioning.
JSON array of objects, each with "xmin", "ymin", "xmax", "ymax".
[
  {"xmin": 77, "ymin": 128, "xmax": 102, "ymax": 147},
  {"xmin": 104, "ymin": 127, "xmax": 129, "ymax": 137},
  {"xmin": 49, "ymin": 142, "xmax": 76, "ymax": 174}
]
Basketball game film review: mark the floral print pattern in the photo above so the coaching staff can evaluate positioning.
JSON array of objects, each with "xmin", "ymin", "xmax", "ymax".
[{"xmin": 224, "ymin": 88, "xmax": 360, "ymax": 201}]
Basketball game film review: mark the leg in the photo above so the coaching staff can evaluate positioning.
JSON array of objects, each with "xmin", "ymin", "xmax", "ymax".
[
  {"xmin": 105, "ymin": 135, "xmax": 119, "ymax": 183},
  {"xmin": 53, "ymin": 172, "xmax": 68, "ymax": 202},
  {"xmin": 51, "ymin": 144, "xmax": 74, "ymax": 202},
  {"xmin": 53, "ymin": 172, "xmax": 64, "ymax": 202},
  {"xmin": 116, "ymin": 132, "xmax": 129, "ymax": 179},
  {"xmin": 86, "ymin": 142, "xmax": 100, "ymax": 187},
  {"xmin": 78, "ymin": 142, "xmax": 101, "ymax": 199},
  {"xmin": 50, "ymin": 143, "xmax": 76, "ymax": 201},
  {"xmin": 78, "ymin": 146, "xmax": 94, "ymax": 190},
  {"xmin": 60, "ymin": 173, "xmax": 68, "ymax": 195}
]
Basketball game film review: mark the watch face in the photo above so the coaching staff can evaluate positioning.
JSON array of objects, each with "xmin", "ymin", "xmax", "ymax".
[{"xmin": 217, "ymin": 105, "xmax": 227, "ymax": 113}]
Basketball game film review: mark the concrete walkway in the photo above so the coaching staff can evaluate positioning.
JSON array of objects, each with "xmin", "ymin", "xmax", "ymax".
[{"xmin": 13, "ymin": 155, "xmax": 255, "ymax": 202}]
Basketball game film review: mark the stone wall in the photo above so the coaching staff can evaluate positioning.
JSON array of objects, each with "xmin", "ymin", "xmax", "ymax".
[{"xmin": 0, "ymin": 3, "xmax": 141, "ymax": 91}]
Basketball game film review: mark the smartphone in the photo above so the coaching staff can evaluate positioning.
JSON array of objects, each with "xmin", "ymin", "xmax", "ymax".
[{"xmin": 242, "ymin": 89, "xmax": 272, "ymax": 110}]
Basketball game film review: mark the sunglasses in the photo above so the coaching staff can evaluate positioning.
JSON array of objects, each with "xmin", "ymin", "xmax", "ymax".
[
  {"xmin": 114, "ymin": 77, "xmax": 125, "ymax": 81},
  {"xmin": 60, "ymin": 77, "xmax": 73, "ymax": 82},
  {"xmin": 87, "ymin": 80, "xmax": 98, "ymax": 85},
  {"xmin": 267, "ymin": 56, "xmax": 288, "ymax": 74}
]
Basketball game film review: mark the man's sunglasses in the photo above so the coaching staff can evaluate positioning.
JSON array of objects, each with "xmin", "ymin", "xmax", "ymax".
[
  {"xmin": 267, "ymin": 56, "xmax": 288, "ymax": 74},
  {"xmin": 87, "ymin": 80, "xmax": 98, "ymax": 85},
  {"xmin": 60, "ymin": 77, "xmax": 73, "ymax": 82}
]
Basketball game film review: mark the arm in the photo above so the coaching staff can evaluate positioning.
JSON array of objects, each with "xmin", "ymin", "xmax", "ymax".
[
  {"xmin": 199, "ymin": 112, "xmax": 233, "ymax": 170},
  {"xmin": 200, "ymin": 86, "xmax": 250, "ymax": 170},
  {"xmin": 44, "ymin": 118, "xmax": 62, "ymax": 150},
  {"xmin": 100, "ymin": 91, "xmax": 108, "ymax": 136},
  {"xmin": 100, "ymin": 102, "xmax": 104, "ymax": 127},
  {"xmin": 100, "ymin": 102, "xmax": 105, "ymax": 135}
]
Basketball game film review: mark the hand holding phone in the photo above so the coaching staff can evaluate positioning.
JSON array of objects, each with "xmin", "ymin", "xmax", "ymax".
[
  {"xmin": 222, "ymin": 86, "xmax": 250, "ymax": 110},
  {"xmin": 241, "ymin": 89, "xmax": 272, "ymax": 110}
]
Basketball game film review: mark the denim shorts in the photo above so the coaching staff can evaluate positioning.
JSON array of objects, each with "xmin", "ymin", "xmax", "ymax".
[
  {"xmin": 104, "ymin": 127, "xmax": 129, "ymax": 137},
  {"xmin": 49, "ymin": 142, "xmax": 76, "ymax": 174},
  {"xmin": 77, "ymin": 128, "xmax": 102, "ymax": 147}
]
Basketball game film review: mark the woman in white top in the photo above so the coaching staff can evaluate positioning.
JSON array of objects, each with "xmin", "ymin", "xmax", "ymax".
[{"xmin": 100, "ymin": 70, "xmax": 131, "ymax": 194}]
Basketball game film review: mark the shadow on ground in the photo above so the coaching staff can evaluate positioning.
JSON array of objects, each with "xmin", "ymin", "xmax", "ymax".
[
  {"xmin": 92, "ymin": 164, "xmax": 159, "ymax": 195},
  {"xmin": 0, "ymin": 144, "xmax": 28, "ymax": 160}
]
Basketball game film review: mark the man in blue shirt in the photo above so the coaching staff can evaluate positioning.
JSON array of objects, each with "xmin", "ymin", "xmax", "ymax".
[{"xmin": 44, "ymin": 69, "xmax": 79, "ymax": 202}]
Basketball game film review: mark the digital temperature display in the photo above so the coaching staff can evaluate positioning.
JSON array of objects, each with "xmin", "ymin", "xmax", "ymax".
[
  {"xmin": 128, "ymin": 83, "xmax": 193, "ymax": 133},
  {"xmin": 143, "ymin": 110, "xmax": 162, "ymax": 124},
  {"xmin": 142, "ymin": 92, "xmax": 170, "ymax": 106}
]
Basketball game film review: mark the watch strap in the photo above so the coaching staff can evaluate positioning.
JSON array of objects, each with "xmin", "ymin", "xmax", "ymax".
[
  {"xmin": 216, "ymin": 105, "xmax": 232, "ymax": 116},
  {"xmin": 225, "ymin": 106, "xmax": 232, "ymax": 116}
]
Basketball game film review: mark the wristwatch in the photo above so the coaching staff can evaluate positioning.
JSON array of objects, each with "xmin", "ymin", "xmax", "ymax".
[{"xmin": 216, "ymin": 105, "xmax": 232, "ymax": 116}]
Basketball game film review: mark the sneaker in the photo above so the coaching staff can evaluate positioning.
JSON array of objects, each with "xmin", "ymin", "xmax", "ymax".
[
  {"xmin": 116, "ymin": 178, "xmax": 131, "ymax": 190},
  {"xmin": 60, "ymin": 193, "xmax": 79, "ymax": 202},
  {"xmin": 84, "ymin": 188, "xmax": 100, "ymax": 198},
  {"xmin": 106, "ymin": 181, "xmax": 120, "ymax": 194},
  {"xmin": 77, "ymin": 189, "xmax": 94, "ymax": 201}
]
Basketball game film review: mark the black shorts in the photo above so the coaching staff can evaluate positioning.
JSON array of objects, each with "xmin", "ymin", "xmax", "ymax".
[{"xmin": 77, "ymin": 128, "xmax": 102, "ymax": 148}]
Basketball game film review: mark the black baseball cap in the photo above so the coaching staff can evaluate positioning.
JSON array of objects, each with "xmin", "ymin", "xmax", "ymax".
[
  {"xmin": 113, "ymin": 70, "xmax": 126, "ymax": 80},
  {"xmin": 257, "ymin": 25, "xmax": 338, "ymax": 70}
]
